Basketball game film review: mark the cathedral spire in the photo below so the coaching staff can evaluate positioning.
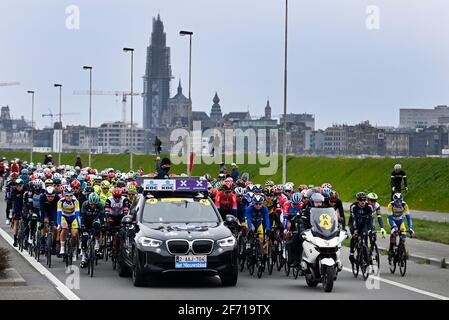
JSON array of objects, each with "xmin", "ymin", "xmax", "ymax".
[{"xmin": 265, "ymin": 98, "xmax": 271, "ymax": 119}]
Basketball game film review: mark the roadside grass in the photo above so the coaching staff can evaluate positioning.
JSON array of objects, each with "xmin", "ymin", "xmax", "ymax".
[{"xmin": 2, "ymin": 151, "xmax": 449, "ymax": 212}]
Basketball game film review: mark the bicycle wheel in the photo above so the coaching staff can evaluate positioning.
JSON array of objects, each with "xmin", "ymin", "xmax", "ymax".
[
  {"xmin": 89, "ymin": 238, "xmax": 95, "ymax": 277},
  {"xmin": 276, "ymin": 241, "xmax": 284, "ymax": 271},
  {"xmin": 293, "ymin": 266, "xmax": 299, "ymax": 279},
  {"xmin": 351, "ymin": 244, "xmax": 360, "ymax": 278},
  {"xmin": 361, "ymin": 245, "xmax": 370, "ymax": 280},
  {"xmin": 256, "ymin": 243, "xmax": 264, "ymax": 279},
  {"xmin": 284, "ymin": 247, "xmax": 290, "ymax": 277},
  {"xmin": 398, "ymin": 243, "xmax": 407, "ymax": 277},
  {"xmin": 35, "ymin": 231, "xmax": 41, "ymax": 262},
  {"xmin": 18, "ymin": 223, "xmax": 24, "ymax": 252},
  {"xmin": 267, "ymin": 241, "xmax": 274, "ymax": 275},
  {"xmin": 46, "ymin": 232, "xmax": 52, "ymax": 268},
  {"xmin": 370, "ymin": 243, "xmax": 380, "ymax": 274}
]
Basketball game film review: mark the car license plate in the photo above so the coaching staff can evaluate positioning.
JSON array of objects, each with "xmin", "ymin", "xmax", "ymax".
[{"xmin": 175, "ymin": 255, "xmax": 207, "ymax": 268}]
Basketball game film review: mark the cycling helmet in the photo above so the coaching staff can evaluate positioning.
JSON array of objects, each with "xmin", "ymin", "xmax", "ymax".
[
  {"xmin": 108, "ymin": 172, "xmax": 116, "ymax": 180},
  {"xmin": 392, "ymin": 193, "xmax": 403, "ymax": 202},
  {"xmin": 236, "ymin": 179, "xmax": 246, "ymax": 188},
  {"xmin": 284, "ymin": 182, "xmax": 294, "ymax": 192},
  {"xmin": 222, "ymin": 182, "xmax": 232, "ymax": 191},
  {"xmin": 305, "ymin": 189, "xmax": 315, "ymax": 199},
  {"xmin": 21, "ymin": 168, "xmax": 29, "ymax": 175},
  {"xmin": 101, "ymin": 180, "xmax": 110, "ymax": 189},
  {"xmin": 253, "ymin": 194, "xmax": 264, "ymax": 205},
  {"xmin": 321, "ymin": 183, "xmax": 333, "ymax": 190},
  {"xmin": 310, "ymin": 193, "xmax": 324, "ymax": 203},
  {"xmin": 301, "ymin": 189, "xmax": 309, "ymax": 198},
  {"xmin": 299, "ymin": 184, "xmax": 309, "ymax": 191},
  {"xmin": 394, "ymin": 164, "xmax": 402, "ymax": 172},
  {"xmin": 244, "ymin": 181, "xmax": 252, "ymax": 187},
  {"xmin": 254, "ymin": 184, "xmax": 263, "ymax": 194},
  {"xmin": 273, "ymin": 185, "xmax": 283, "ymax": 194},
  {"xmin": 33, "ymin": 179, "xmax": 44, "ymax": 190},
  {"xmin": 356, "ymin": 192, "xmax": 367, "ymax": 201},
  {"xmin": 234, "ymin": 187, "xmax": 245, "ymax": 196},
  {"xmin": 264, "ymin": 186, "xmax": 274, "ymax": 196},
  {"xmin": 11, "ymin": 172, "xmax": 19, "ymax": 179},
  {"xmin": 53, "ymin": 178, "xmax": 62, "ymax": 186},
  {"xmin": 224, "ymin": 177, "xmax": 234, "ymax": 184},
  {"xmin": 112, "ymin": 187, "xmax": 122, "ymax": 199},
  {"xmin": 246, "ymin": 184, "xmax": 255, "ymax": 193},
  {"xmin": 204, "ymin": 173, "xmax": 211, "ymax": 181},
  {"xmin": 329, "ymin": 191, "xmax": 339, "ymax": 202},
  {"xmin": 77, "ymin": 175, "xmax": 85, "ymax": 182},
  {"xmin": 264, "ymin": 180, "xmax": 274, "ymax": 188},
  {"xmin": 63, "ymin": 187, "xmax": 74, "ymax": 196},
  {"xmin": 16, "ymin": 178, "xmax": 24, "ymax": 185},
  {"xmin": 71, "ymin": 180, "xmax": 81, "ymax": 188},
  {"xmin": 84, "ymin": 186, "xmax": 94, "ymax": 194},
  {"xmin": 88, "ymin": 193, "xmax": 100, "ymax": 205},
  {"xmin": 45, "ymin": 186, "xmax": 55, "ymax": 196},
  {"xmin": 367, "ymin": 192, "xmax": 378, "ymax": 201},
  {"xmin": 127, "ymin": 185, "xmax": 137, "ymax": 194},
  {"xmin": 292, "ymin": 192, "xmax": 303, "ymax": 204},
  {"xmin": 322, "ymin": 187, "xmax": 332, "ymax": 197},
  {"xmin": 44, "ymin": 179, "xmax": 54, "ymax": 187}
]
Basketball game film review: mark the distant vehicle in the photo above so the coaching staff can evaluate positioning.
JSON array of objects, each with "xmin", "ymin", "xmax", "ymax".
[{"xmin": 117, "ymin": 177, "xmax": 239, "ymax": 287}]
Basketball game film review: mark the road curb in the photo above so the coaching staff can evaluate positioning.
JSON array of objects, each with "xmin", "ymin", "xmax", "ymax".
[
  {"xmin": 0, "ymin": 268, "xmax": 27, "ymax": 287},
  {"xmin": 377, "ymin": 246, "xmax": 447, "ymax": 269}
]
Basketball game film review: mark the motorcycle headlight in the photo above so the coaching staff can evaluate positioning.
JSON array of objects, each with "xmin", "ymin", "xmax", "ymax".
[
  {"xmin": 217, "ymin": 236, "xmax": 235, "ymax": 247},
  {"xmin": 137, "ymin": 237, "xmax": 162, "ymax": 247}
]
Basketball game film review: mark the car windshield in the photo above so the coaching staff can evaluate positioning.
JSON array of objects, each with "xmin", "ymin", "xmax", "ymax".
[
  {"xmin": 142, "ymin": 197, "xmax": 220, "ymax": 224},
  {"xmin": 310, "ymin": 207, "xmax": 338, "ymax": 238}
]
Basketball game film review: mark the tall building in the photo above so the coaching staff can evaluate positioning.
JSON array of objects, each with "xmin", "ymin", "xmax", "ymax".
[
  {"xmin": 142, "ymin": 15, "xmax": 173, "ymax": 129},
  {"xmin": 163, "ymin": 80, "xmax": 190, "ymax": 128},
  {"xmin": 210, "ymin": 92, "xmax": 223, "ymax": 127},
  {"xmin": 400, "ymin": 105, "xmax": 449, "ymax": 128}
]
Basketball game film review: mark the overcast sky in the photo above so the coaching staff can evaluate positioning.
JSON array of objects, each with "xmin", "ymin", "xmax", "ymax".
[{"xmin": 1, "ymin": 0, "xmax": 449, "ymax": 130}]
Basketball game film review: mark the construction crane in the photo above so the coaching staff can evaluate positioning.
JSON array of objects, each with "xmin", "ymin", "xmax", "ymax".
[
  {"xmin": 0, "ymin": 82, "xmax": 20, "ymax": 87},
  {"xmin": 73, "ymin": 90, "xmax": 141, "ymax": 123},
  {"xmin": 42, "ymin": 111, "xmax": 80, "ymax": 128}
]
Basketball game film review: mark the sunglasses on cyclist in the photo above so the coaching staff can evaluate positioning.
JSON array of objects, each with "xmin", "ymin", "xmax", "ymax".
[{"xmin": 254, "ymin": 202, "xmax": 263, "ymax": 206}]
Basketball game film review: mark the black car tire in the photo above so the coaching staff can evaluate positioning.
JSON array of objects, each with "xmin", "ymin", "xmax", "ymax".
[
  {"xmin": 132, "ymin": 252, "xmax": 146, "ymax": 287},
  {"xmin": 220, "ymin": 271, "xmax": 238, "ymax": 286},
  {"xmin": 117, "ymin": 252, "xmax": 132, "ymax": 277}
]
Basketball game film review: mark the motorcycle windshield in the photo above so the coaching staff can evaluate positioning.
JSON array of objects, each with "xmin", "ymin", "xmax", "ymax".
[{"xmin": 310, "ymin": 208, "xmax": 338, "ymax": 238}]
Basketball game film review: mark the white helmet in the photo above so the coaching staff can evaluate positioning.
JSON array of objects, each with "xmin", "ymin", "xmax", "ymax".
[
  {"xmin": 284, "ymin": 182, "xmax": 294, "ymax": 192},
  {"xmin": 394, "ymin": 164, "xmax": 402, "ymax": 172}
]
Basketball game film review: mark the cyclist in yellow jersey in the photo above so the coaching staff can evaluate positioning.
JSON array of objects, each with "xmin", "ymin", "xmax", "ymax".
[
  {"xmin": 387, "ymin": 193, "xmax": 414, "ymax": 262},
  {"xmin": 98, "ymin": 180, "xmax": 112, "ymax": 205}
]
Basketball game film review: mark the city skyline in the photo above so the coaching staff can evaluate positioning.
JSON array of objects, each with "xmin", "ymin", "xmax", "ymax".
[{"xmin": 1, "ymin": 0, "xmax": 449, "ymax": 130}]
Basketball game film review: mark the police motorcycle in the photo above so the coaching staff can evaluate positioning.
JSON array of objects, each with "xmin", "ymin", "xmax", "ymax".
[{"xmin": 300, "ymin": 207, "xmax": 347, "ymax": 292}]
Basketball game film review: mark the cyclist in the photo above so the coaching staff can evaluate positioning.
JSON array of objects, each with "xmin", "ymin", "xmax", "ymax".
[
  {"xmin": 367, "ymin": 192, "xmax": 387, "ymax": 238},
  {"xmin": 244, "ymin": 194, "xmax": 270, "ymax": 250},
  {"xmin": 71, "ymin": 180, "xmax": 82, "ymax": 200},
  {"xmin": 263, "ymin": 186, "xmax": 282, "ymax": 229},
  {"xmin": 99, "ymin": 180, "xmax": 112, "ymax": 205},
  {"xmin": 11, "ymin": 179, "xmax": 25, "ymax": 247},
  {"xmin": 105, "ymin": 188, "xmax": 130, "ymax": 251},
  {"xmin": 283, "ymin": 182, "xmax": 294, "ymax": 201},
  {"xmin": 234, "ymin": 187, "xmax": 248, "ymax": 223},
  {"xmin": 274, "ymin": 184, "xmax": 288, "ymax": 210},
  {"xmin": 57, "ymin": 187, "xmax": 81, "ymax": 256},
  {"xmin": 30, "ymin": 180, "xmax": 45, "ymax": 252},
  {"xmin": 214, "ymin": 182, "xmax": 237, "ymax": 220},
  {"xmin": 387, "ymin": 193, "xmax": 414, "ymax": 262},
  {"xmin": 326, "ymin": 191, "xmax": 346, "ymax": 228},
  {"xmin": 349, "ymin": 192, "xmax": 375, "ymax": 264},
  {"xmin": 40, "ymin": 186, "xmax": 59, "ymax": 254},
  {"xmin": 5, "ymin": 172, "xmax": 19, "ymax": 225},
  {"xmin": 80, "ymin": 193, "xmax": 104, "ymax": 268},
  {"xmin": 390, "ymin": 164, "xmax": 408, "ymax": 200},
  {"xmin": 282, "ymin": 192, "xmax": 303, "ymax": 234}
]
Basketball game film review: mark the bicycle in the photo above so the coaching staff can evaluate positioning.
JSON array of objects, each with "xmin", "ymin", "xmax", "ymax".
[
  {"xmin": 106, "ymin": 225, "xmax": 122, "ymax": 270},
  {"xmin": 351, "ymin": 231, "xmax": 370, "ymax": 280},
  {"xmin": 45, "ymin": 221, "xmax": 56, "ymax": 268},
  {"xmin": 63, "ymin": 227, "xmax": 79, "ymax": 268},
  {"xmin": 84, "ymin": 228, "xmax": 98, "ymax": 277},
  {"xmin": 389, "ymin": 230, "xmax": 411, "ymax": 277},
  {"xmin": 245, "ymin": 231, "xmax": 262, "ymax": 277},
  {"xmin": 17, "ymin": 219, "xmax": 27, "ymax": 252},
  {"xmin": 368, "ymin": 231, "xmax": 380, "ymax": 274}
]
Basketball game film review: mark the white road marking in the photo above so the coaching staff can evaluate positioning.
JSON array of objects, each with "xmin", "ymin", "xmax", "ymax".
[
  {"xmin": 0, "ymin": 226, "xmax": 80, "ymax": 300},
  {"xmin": 342, "ymin": 267, "xmax": 449, "ymax": 300}
]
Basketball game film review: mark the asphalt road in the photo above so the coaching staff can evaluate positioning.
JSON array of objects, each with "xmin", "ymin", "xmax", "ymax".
[{"xmin": 1, "ymin": 199, "xmax": 448, "ymax": 300}]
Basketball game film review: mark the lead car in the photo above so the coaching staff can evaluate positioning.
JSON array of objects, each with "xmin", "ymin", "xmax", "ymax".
[{"xmin": 117, "ymin": 177, "xmax": 239, "ymax": 287}]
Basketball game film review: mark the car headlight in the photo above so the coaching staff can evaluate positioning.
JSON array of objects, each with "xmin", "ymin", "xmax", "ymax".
[
  {"xmin": 217, "ymin": 236, "xmax": 236, "ymax": 247},
  {"xmin": 137, "ymin": 237, "xmax": 162, "ymax": 247}
]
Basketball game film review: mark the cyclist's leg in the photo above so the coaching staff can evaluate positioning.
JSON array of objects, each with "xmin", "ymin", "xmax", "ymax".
[
  {"xmin": 12, "ymin": 211, "xmax": 21, "ymax": 246},
  {"xmin": 59, "ymin": 216, "xmax": 68, "ymax": 254},
  {"xmin": 398, "ymin": 219, "xmax": 407, "ymax": 243}
]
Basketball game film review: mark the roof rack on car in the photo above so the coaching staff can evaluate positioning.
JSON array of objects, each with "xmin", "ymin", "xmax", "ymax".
[{"xmin": 135, "ymin": 176, "xmax": 209, "ymax": 196}]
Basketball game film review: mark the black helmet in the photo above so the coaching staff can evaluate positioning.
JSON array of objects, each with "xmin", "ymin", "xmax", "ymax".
[{"xmin": 356, "ymin": 192, "xmax": 367, "ymax": 201}]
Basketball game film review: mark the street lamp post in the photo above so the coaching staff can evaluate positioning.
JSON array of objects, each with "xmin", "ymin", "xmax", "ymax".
[
  {"xmin": 54, "ymin": 84, "xmax": 62, "ymax": 165},
  {"xmin": 27, "ymin": 91, "xmax": 35, "ymax": 163},
  {"xmin": 123, "ymin": 48, "xmax": 134, "ymax": 171},
  {"xmin": 180, "ymin": 30, "xmax": 193, "ymax": 176},
  {"xmin": 282, "ymin": 0, "xmax": 289, "ymax": 185},
  {"xmin": 83, "ymin": 66, "xmax": 93, "ymax": 167}
]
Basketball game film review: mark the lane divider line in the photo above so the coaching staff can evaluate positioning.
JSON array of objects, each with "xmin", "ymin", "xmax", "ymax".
[
  {"xmin": 342, "ymin": 267, "xmax": 449, "ymax": 300},
  {"xmin": 0, "ymin": 226, "xmax": 81, "ymax": 300}
]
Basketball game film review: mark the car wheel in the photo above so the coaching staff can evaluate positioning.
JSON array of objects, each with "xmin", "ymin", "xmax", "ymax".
[
  {"xmin": 220, "ymin": 271, "xmax": 238, "ymax": 286},
  {"xmin": 132, "ymin": 252, "xmax": 146, "ymax": 287},
  {"xmin": 117, "ymin": 253, "xmax": 132, "ymax": 277}
]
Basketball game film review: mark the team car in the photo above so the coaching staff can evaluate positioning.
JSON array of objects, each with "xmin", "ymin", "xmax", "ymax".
[{"xmin": 117, "ymin": 177, "xmax": 239, "ymax": 287}]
